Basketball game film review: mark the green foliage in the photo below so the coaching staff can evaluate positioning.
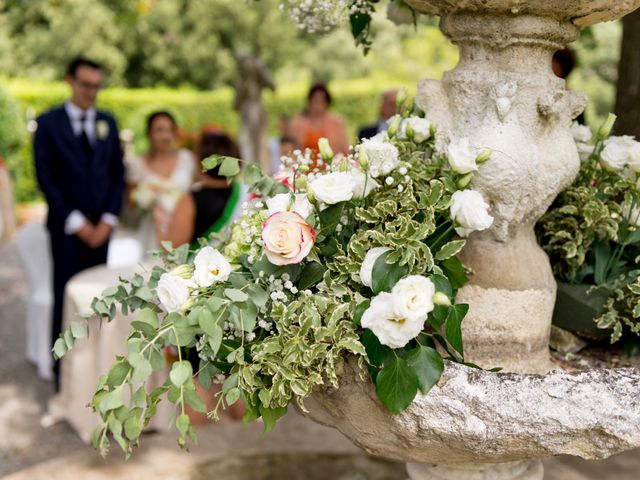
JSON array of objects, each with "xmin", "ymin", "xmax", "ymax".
[{"xmin": 538, "ymin": 120, "xmax": 640, "ymax": 343}]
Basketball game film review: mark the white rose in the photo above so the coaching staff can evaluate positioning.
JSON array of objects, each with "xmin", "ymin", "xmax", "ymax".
[
  {"xmin": 450, "ymin": 189, "xmax": 494, "ymax": 237},
  {"xmin": 350, "ymin": 168, "xmax": 379, "ymax": 199},
  {"xmin": 193, "ymin": 246, "xmax": 232, "ymax": 288},
  {"xmin": 266, "ymin": 193, "xmax": 313, "ymax": 219},
  {"xmin": 621, "ymin": 201, "xmax": 640, "ymax": 227},
  {"xmin": 391, "ymin": 275, "xmax": 435, "ymax": 322},
  {"xmin": 310, "ymin": 171, "xmax": 355, "ymax": 205},
  {"xmin": 403, "ymin": 116, "xmax": 432, "ymax": 143},
  {"xmin": 626, "ymin": 139, "xmax": 640, "ymax": 172},
  {"xmin": 446, "ymin": 138, "xmax": 479, "ymax": 174},
  {"xmin": 156, "ymin": 272, "xmax": 191, "ymax": 313},
  {"xmin": 600, "ymin": 136, "xmax": 639, "ymax": 171},
  {"xmin": 359, "ymin": 247, "xmax": 391, "ymax": 288},
  {"xmin": 361, "ymin": 292, "xmax": 425, "ymax": 349},
  {"xmin": 570, "ymin": 122, "xmax": 592, "ymax": 143},
  {"xmin": 361, "ymin": 137, "xmax": 400, "ymax": 178}
]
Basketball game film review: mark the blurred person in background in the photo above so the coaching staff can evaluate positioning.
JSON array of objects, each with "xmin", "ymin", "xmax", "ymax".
[
  {"xmin": 358, "ymin": 89, "xmax": 398, "ymax": 140},
  {"xmin": 126, "ymin": 111, "xmax": 196, "ymax": 253},
  {"xmin": 268, "ymin": 115, "xmax": 298, "ymax": 175},
  {"xmin": 155, "ymin": 130, "xmax": 243, "ymax": 249},
  {"xmin": 34, "ymin": 57, "xmax": 125, "ymax": 389},
  {"xmin": 0, "ymin": 157, "xmax": 17, "ymax": 243},
  {"xmin": 291, "ymin": 82, "xmax": 349, "ymax": 168}
]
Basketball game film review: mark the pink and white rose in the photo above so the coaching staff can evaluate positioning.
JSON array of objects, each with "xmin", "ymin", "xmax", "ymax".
[{"xmin": 262, "ymin": 211, "xmax": 316, "ymax": 266}]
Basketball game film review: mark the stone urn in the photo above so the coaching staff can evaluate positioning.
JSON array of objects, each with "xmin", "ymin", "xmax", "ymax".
[{"xmin": 303, "ymin": 1, "xmax": 640, "ymax": 479}]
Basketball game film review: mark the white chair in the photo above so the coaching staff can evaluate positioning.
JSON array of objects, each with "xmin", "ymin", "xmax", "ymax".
[{"xmin": 16, "ymin": 221, "xmax": 54, "ymax": 381}]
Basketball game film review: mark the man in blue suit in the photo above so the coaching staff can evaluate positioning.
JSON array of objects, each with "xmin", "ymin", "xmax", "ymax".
[{"xmin": 34, "ymin": 58, "xmax": 125, "ymax": 389}]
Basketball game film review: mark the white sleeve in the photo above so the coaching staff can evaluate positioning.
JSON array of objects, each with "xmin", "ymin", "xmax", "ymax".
[{"xmin": 64, "ymin": 210, "xmax": 87, "ymax": 235}]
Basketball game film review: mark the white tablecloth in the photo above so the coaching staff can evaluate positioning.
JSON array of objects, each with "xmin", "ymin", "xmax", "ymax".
[{"xmin": 55, "ymin": 262, "xmax": 172, "ymax": 443}]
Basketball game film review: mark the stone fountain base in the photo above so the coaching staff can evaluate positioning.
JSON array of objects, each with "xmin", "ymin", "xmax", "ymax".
[{"xmin": 303, "ymin": 358, "xmax": 640, "ymax": 480}]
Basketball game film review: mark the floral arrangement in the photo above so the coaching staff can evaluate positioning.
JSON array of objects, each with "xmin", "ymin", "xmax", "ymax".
[
  {"xmin": 131, "ymin": 177, "xmax": 183, "ymax": 214},
  {"xmin": 538, "ymin": 114, "xmax": 640, "ymax": 344},
  {"xmin": 54, "ymin": 98, "xmax": 496, "ymax": 455},
  {"xmin": 275, "ymin": 0, "xmax": 417, "ymax": 52}
]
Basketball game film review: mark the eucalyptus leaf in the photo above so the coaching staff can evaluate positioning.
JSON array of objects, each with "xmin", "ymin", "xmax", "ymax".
[
  {"xmin": 225, "ymin": 288, "xmax": 249, "ymax": 303},
  {"xmin": 169, "ymin": 361, "xmax": 192, "ymax": 387}
]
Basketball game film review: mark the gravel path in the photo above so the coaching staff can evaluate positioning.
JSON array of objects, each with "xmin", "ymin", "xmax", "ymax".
[{"xmin": 0, "ymin": 240, "xmax": 90, "ymax": 477}]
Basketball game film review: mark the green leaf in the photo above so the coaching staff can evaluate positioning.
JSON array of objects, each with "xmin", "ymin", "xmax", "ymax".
[
  {"xmin": 371, "ymin": 251, "xmax": 409, "ymax": 294},
  {"xmin": 198, "ymin": 308, "xmax": 217, "ymax": 336},
  {"xmin": 430, "ymin": 274, "xmax": 453, "ymax": 297},
  {"xmin": 138, "ymin": 308, "xmax": 159, "ymax": 329},
  {"xmin": 201, "ymin": 155, "xmax": 221, "ymax": 171},
  {"xmin": 129, "ymin": 352, "xmax": 153, "ymax": 383},
  {"xmin": 176, "ymin": 414, "xmax": 190, "ymax": 435},
  {"xmin": 440, "ymin": 256, "xmax": 468, "ymax": 290},
  {"xmin": 354, "ymin": 299, "xmax": 370, "ymax": 326},
  {"xmin": 219, "ymin": 156, "xmax": 241, "ymax": 177},
  {"xmin": 131, "ymin": 320, "xmax": 156, "ymax": 338},
  {"xmin": 225, "ymin": 288, "xmax": 249, "ymax": 303},
  {"xmin": 205, "ymin": 297, "xmax": 225, "ymax": 312},
  {"xmin": 360, "ymin": 329, "xmax": 390, "ymax": 367},
  {"xmin": 184, "ymin": 388, "xmax": 207, "ymax": 413},
  {"xmin": 375, "ymin": 357, "xmax": 419, "ymax": 413},
  {"xmin": 594, "ymin": 241, "xmax": 611, "ymax": 285},
  {"xmin": 242, "ymin": 163, "xmax": 263, "ymax": 186},
  {"xmin": 258, "ymin": 405, "xmax": 288, "ymax": 433},
  {"xmin": 246, "ymin": 284, "xmax": 268, "ymax": 307},
  {"xmin": 435, "ymin": 240, "xmax": 466, "ymax": 261},
  {"xmin": 427, "ymin": 305, "xmax": 448, "ymax": 330},
  {"xmin": 405, "ymin": 346, "xmax": 444, "ymax": 394},
  {"xmin": 445, "ymin": 304, "xmax": 468, "ymax": 357},
  {"xmin": 169, "ymin": 361, "xmax": 192, "ymax": 387},
  {"xmin": 99, "ymin": 387, "xmax": 124, "ymax": 412},
  {"xmin": 124, "ymin": 415, "xmax": 142, "ymax": 440},
  {"xmin": 52, "ymin": 338, "xmax": 67, "ymax": 359},
  {"xmin": 225, "ymin": 387, "xmax": 241, "ymax": 405},
  {"xmin": 318, "ymin": 202, "xmax": 345, "ymax": 236},
  {"xmin": 298, "ymin": 262, "xmax": 326, "ymax": 291},
  {"xmin": 106, "ymin": 359, "xmax": 131, "ymax": 387},
  {"xmin": 70, "ymin": 321, "xmax": 88, "ymax": 339}
]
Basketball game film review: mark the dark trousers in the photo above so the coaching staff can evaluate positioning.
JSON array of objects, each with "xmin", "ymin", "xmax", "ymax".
[{"xmin": 49, "ymin": 227, "xmax": 109, "ymax": 390}]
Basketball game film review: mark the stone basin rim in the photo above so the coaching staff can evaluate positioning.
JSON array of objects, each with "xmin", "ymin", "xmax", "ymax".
[
  {"xmin": 302, "ymin": 359, "xmax": 640, "ymax": 466},
  {"xmin": 404, "ymin": 0, "xmax": 640, "ymax": 27}
]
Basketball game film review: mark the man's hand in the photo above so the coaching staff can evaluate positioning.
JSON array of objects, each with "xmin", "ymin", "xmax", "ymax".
[
  {"xmin": 76, "ymin": 222, "xmax": 96, "ymax": 245},
  {"xmin": 88, "ymin": 221, "xmax": 113, "ymax": 249}
]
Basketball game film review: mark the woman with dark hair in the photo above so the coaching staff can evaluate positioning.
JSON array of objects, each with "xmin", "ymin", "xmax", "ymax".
[
  {"xmin": 290, "ymin": 82, "xmax": 349, "ymax": 168},
  {"xmin": 127, "ymin": 110, "xmax": 196, "ymax": 252},
  {"xmin": 155, "ymin": 130, "xmax": 244, "ymax": 248}
]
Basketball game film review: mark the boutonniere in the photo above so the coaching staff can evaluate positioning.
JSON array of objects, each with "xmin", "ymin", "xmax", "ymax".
[{"xmin": 96, "ymin": 119, "xmax": 110, "ymax": 140}]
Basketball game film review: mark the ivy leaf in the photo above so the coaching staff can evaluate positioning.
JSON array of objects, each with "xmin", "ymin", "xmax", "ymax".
[
  {"xmin": 434, "ymin": 240, "xmax": 466, "ymax": 261},
  {"xmin": 318, "ymin": 202, "xmax": 345, "ymax": 237},
  {"xmin": 405, "ymin": 346, "xmax": 444, "ymax": 394},
  {"xmin": 430, "ymin": 274, "xmax": 453, "ymax": 297},
  {"xmin": 360, "ymin": 329, "xmax": 390, "ymax": 368},
  {"xmin": 371, "ymin": 251, "xmax": 409, "ymax": 294},
  {"xmin": 375, "ymin": 357, "xmax": 419, "ymax": 413},
  {"xmin": 445, "ymin": 304, "xmax": 468, "ymax": 358},
  {"xmin": 440, "ymin": 256, "xmax": 468, "ymax": 290},
  {"xmin": 354, "ymin": 299, "xmax": 370, "ymax": 326},
  {"xmin": 169, "ymin": 361, "xmax": 192, "ymax": 387},
  {"xmin": 298, "ymin": 262, "xmax": 326, "ymax": 291}
]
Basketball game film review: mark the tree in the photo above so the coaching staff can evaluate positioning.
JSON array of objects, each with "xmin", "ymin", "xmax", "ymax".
[{"xmin": 614, "ymin": 8, "xmax": 640, "ymax": 138}]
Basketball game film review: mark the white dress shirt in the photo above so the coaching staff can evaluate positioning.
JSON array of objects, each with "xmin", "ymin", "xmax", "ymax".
[{"xmin": 63, "ymin": 101, "xmax": 118, "ymax": 235}]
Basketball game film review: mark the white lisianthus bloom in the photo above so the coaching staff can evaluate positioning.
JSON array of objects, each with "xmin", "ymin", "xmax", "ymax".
[
  {"xmin": 193, "ymin": 246, "xmax": 232, "ymax": 288},
  {"xmin": 447, "ymin": 138, "xmax": 479, "ymax": 174},
  {"xmin": 266, "ymin": 193, "xmax": 314, "ymax": 219},
  {"xmin": 359, "ymin": 247, "xmax": 392, "ymax": 288},
  {"xmin": 450, "ymin": 189, "xmax": 494, "ymax": 237},
  {"xmin": 626, "ymin": 139, "xmax": 640, "ymax": 173},
  {"xmin": 156, "ymin": 272, "xmax": 191, "ymax": 313},
  {"xmin": 621, "ymin": 201, "xmax": 640, "ymax": 227},
  {"xmin": 310, "ymin": 171, "xmax": 355, "ymax": 205},
  {"xmin": 570, "ymin": 122, "xmax": 592, "ymax": 143},
  {"xmin": 361, "ymin": 137, "xmax": 400, "ymax": 178},
  {"xmin": 403, "ymin": 116, "xmax": 432, "ymax": 143},
  {"xmin": 600, "ymin": 136, "xmax": 639, "ymax": 171},
  {"xmin": 350, "ymin": 168, "xmax": 379, "ymax": 199},
  {"xmin": 391, "ymin": 275, "xmax": 436, "ymax": 322},
  {"xmin": 361, "ymin": 292, "xmax": 425, "ymax": 349}
]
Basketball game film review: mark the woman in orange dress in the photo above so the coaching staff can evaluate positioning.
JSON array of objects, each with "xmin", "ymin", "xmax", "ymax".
[{"xmin": 290, "ymin": 82, "xmax": 349, "ymax": 169}]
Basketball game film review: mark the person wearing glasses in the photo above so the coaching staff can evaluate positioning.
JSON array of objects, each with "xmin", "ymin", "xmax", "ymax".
[{"xmin": 34, "ymin": 57, "xmax": 125, "ymax": 389}]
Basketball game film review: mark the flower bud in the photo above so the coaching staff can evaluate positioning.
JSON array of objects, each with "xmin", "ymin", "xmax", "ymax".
[
  {"xmin": 306, "ymin": 188, "xmax": 315, "ymax": 203},
  {"xmin": 318, "ymin": 137, "xmax": 334, "ymax": 162},
  {"xmin": 358, "ymin": 146, "xmax": 369, "ymax": 171},
  {"xmin": 597, "ymin": 113, "xmax": 617, "ymax": 140},
  {"xmin": 432, "ymin": 292, "xmax": 451, "ymax": 306},
  {"xmin": 170, "ymin": 264, "xmax": 194, "ymax": 280},
  {"xmin": 405, "ymin": 122, "xmax": 415, "ymax": 141},
  {"xmin": 294, "ymin": 175, "xmax": 308, "ymax": 190},
  {"xmin": 396, "ymin": 89, "xmax": 407, "ymax": 110},
  {"xmin": 387, "ymin": 115, "xmax": 401, "ymax": 138},
  {"xmin": 339, "ymin": 159, "xmax": 350, "ymax": 172},
  {"xmin": 456, "ymin": 172, "xmax": 474, "ymax": 189},
  {"xmin": 298, "ymin": 164, "xmax": 310, "ymax": 173},
  {"xmin": 476, "ymin": 149, "xmax": 492, "ymax": 164}
]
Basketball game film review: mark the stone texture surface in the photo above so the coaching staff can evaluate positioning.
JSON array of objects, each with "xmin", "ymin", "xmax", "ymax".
[
  {"xmin": 304, "ymin": 359, "xmax": 640, "ymax": 466},
  {"xmin": 407, "ymin": 460, "xmax": 543, "ymax": 480},
  {"xmin": 405, "ymin": 0, "xmax": 640, "ymax": 26},
  {"xmin": 549, "ymin": 326, "xmax": 588, "ymax": 354}
]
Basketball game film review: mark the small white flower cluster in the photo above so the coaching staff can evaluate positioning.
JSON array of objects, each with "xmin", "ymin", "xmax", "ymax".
[
  {"xmin": 280, "ymin": 0, "xmax": 373, "ymax": 33},
  {"xmin": 600, "ymin": 135, "xmax": 640, "ymax": 172}
]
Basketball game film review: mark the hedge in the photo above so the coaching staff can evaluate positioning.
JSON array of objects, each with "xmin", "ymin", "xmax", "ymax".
[{"xmin": 3, "ymin": 77, "xmax": 415, "ymax": 202}]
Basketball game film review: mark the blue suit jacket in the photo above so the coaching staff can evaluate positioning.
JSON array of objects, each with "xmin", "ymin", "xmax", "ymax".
[{"xmin": 34, "ymin": 105, "xmax": 125, "ymax": 230}]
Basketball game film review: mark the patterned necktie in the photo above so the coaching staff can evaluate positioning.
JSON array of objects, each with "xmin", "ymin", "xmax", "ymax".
[{"xmin": 78, "ymin": 114, "xmax": 93, "ymax": 155}]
